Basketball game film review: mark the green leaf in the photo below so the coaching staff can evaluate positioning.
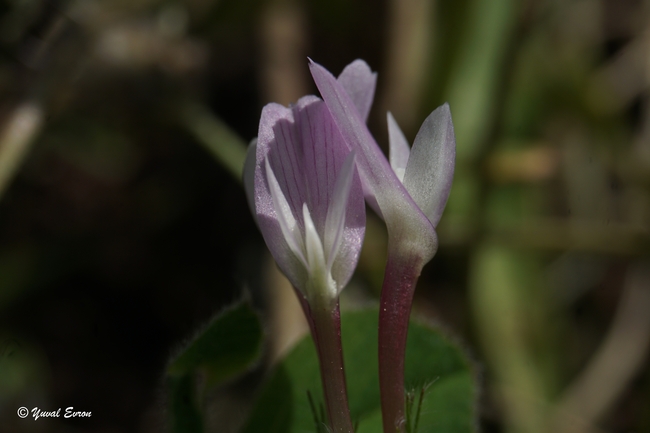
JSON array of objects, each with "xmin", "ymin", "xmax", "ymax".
[
  {"xmin": 167, "ymin": 300, "xmax": 264, "ymax": 386},
  {"xmin": 242, "ymin": 308, "xmax": 476, "ymax": 433},
  {"xmin": 166, "ymin": 300, "xmax": 264, "ymax": 433}
]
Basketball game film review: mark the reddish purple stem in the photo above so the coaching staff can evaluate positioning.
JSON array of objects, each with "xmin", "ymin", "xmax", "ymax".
[
  {"xmin": 298, "ymin": 293, "xmax": 355, "ymax": 433},
  {"xmin": 378, "ymin": 248, "xmax": 424, "ymax": 433}
]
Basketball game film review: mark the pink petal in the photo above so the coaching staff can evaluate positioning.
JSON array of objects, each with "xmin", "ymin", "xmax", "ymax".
[
  {"xmin": 337, "ymin": 59, "xmax": 377, "ymax": 123},
  {"xmin": 254, "ymin": 94, "xmax": 365, "ymax": 292}
]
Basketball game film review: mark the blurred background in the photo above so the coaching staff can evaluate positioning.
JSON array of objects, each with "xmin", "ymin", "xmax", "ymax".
[{"xmin": 0, "ymin": 0, "xmax": 649, "ymax": 432}]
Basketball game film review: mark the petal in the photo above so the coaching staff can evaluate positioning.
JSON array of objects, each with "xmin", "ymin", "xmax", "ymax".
[
  {"xmin": 256, "ymin": 102, "xmax": 302, "ymax": 222},
  {"xmin": 265, "ymin": 158, "xmax": 307, "ymax": 267},
  {"xmin": 291, "ymin": 97, "xmax": 365, "ymax": 290},
  {"xmin": 309, "ymin": 59, "xmax": 437, "ymax": 261},
  {"xmin": 324, "ymin": 150, "xmax": 356, "ymax": 271},
  {"xmin": 303, "ymin": 203, "xmax": 331, "ymax": 295},
  {"xmin": 254, "ymin": 103, "xmax": 308, "ymax": 289},
  {"xmin": 291, "ymin": 96, "xmax": 346, "ymax": 233},
  {"xmin": 402, "ymin": 103, "xmax": 456, "ymax": 228},
  {"xmin": 254, "ymin": 96, "xmax": 366, "ymax": 292},
  {"xmin": 337, "ymin": 59, "xmax": 377, "ymax": 123},
  {"xmin": 262, "ymin": 104, "xmax": 307, "ymax": 223},
  {"xmin": 387, "ymin": 112, "xmax": 410, "ymax": 183}
]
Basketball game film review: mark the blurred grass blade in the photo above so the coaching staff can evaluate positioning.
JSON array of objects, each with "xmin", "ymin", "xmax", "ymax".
[
  {"xmin": 382, "ymin": 0, "xmax": 433, "ymax": 131},
  {"xmin": 181, "ymin": 102, "xmax": 248, "ymax": 181},
  {"xmin": 469, "ymin": 243, "xmax": 548, "ymax": 433},
  {"xmin": 444, "ymin": 0, "xmax": 518, "ymax": 161},
  {"xmin": 0, "ymin": 102, "xmax": 44, "ymax": 200}
]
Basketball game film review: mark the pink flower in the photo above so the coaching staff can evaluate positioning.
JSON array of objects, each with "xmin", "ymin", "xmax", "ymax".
[
  {"xmin": 309, "ymin": 59, "xmax": 455, "ymax": 263},
  {"xmin": 310, "ymin": 59, "xmax": 456, "ymax": 433},
  {"xmin": 244, "ymin": 94, "xmax": 365, "ymax": 302}
]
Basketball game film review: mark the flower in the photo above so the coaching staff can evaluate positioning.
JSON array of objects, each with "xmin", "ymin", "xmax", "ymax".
[
  {"xmin": 243, "ymin": 73, "xmax": 369, "ymax": 433},
  {"xmin": 244, "ymin": 94, "xmax": 365, "ymax": 302},
  {"xmin": 309, "ymin": 59, "xmax": 455, "ymax": 263},
  {"xmin": 309, "ymin": 59, "xmax": 456, "ymax": 433}
]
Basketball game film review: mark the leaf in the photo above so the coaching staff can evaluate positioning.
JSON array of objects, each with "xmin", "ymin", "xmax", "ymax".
[
  {"xmin": 242, "ymin": 308, "xmax": 477, "ymax": 433},
  {"xmin": 167, "ymin": 300, "xmax": 264, "ymax": 386},
  {"xmin": 166, "ymin": 301, "xmax": 264, "ymax": 433}
]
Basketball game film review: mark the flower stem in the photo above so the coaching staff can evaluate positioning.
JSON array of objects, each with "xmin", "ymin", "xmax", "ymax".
[
  {"xmin": 378, "ymin": 246, "xmax": 424, "ymax": 433},
  {"xmin": 299, "ymin": 292, "xmax": 355, "ymax": 433}
]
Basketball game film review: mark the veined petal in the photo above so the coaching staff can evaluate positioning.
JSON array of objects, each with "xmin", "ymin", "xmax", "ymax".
[
  {"xmin": 254, "ymin": 103, "xmax": 309, "ymax": 289},
  {"xmin": 324, "ymin": 150, "xmax": 356, "ymax": 271},
  {"xmin": 402, "ymin": 103, "xmax": 456, "ymax": 228},
  {"xmin": 253, "ymin": 96, "xmax": 365, "ymax": 294},
  {"xmin": 291, "ymin": 96, "xmax": 346, "ymax": 233},
  {"xmin": 387, "ymin": 112, "xmax": 410, "ymax": 183},
  {"xmin": 256, "ymin": 102, "xmax": 305, "ymax": 224},
  {"xmin": 265, "ymin": 158, "xmax": 307, "ymax": 267},
  {"xmin": 291, "ymin": 97, "xmax": 365, "ymax": 291},
  {"xmin": 337, "ymin": 59, "xmax": 377, "ymax": 123},
  {"xmin": 309, "ymin": 60, "xmax": 437, "ymax": 261}
]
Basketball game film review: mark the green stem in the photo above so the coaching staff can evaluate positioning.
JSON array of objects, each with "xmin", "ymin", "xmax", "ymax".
[{"xmin": 378, "ymin": 245, "xmax": 424, "ymax": 432}]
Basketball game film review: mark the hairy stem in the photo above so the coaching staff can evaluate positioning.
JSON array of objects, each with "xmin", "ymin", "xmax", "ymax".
[
  {"xmin": 378, "ymin": 246, "xmax": 424, "ymax": 432},
  {"xmin": 298, "ymin": 291, "xmax": 354, "ymax": 433}
]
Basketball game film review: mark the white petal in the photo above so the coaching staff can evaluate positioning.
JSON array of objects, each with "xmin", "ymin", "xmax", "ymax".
[
  {"xmin": 324, "ymin": 150, "xmax": 356, "ymax": 271},
  {"xmin": 402, "ymin": 103, "xmax": 456, "ymax": 227},
  {"xmin": 303, "ymin": 203, "xmax": 336, "ymax": 298},
  {"xmin": 265, "ymin": 158, "xmax": 307, "ymax": 267},
  {"xmin": 387, "ymin": 112, "xmax": 410, "ymax": 183}
]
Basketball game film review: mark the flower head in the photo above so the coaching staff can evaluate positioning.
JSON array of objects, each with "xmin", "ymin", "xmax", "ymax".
[
  {"xmin": 309, "ymin": 59, "xmax": 455, "ymax": 264},
  {"xmin": 244, "ymin": 95, "xmax": 365, "ymax": 301}
]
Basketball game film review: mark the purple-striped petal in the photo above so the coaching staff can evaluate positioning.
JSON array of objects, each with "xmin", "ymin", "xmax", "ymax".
[
  {"xmin": 253, "ymin": 94, "xmax": 365, "ymax": 295},
  {"xmin": 255, "ymin": 103, "xmax": 307, "ymax": 288},
  {"xmin": 265, "ymin": 158, "xmax": 307, "ymax": 267}
]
